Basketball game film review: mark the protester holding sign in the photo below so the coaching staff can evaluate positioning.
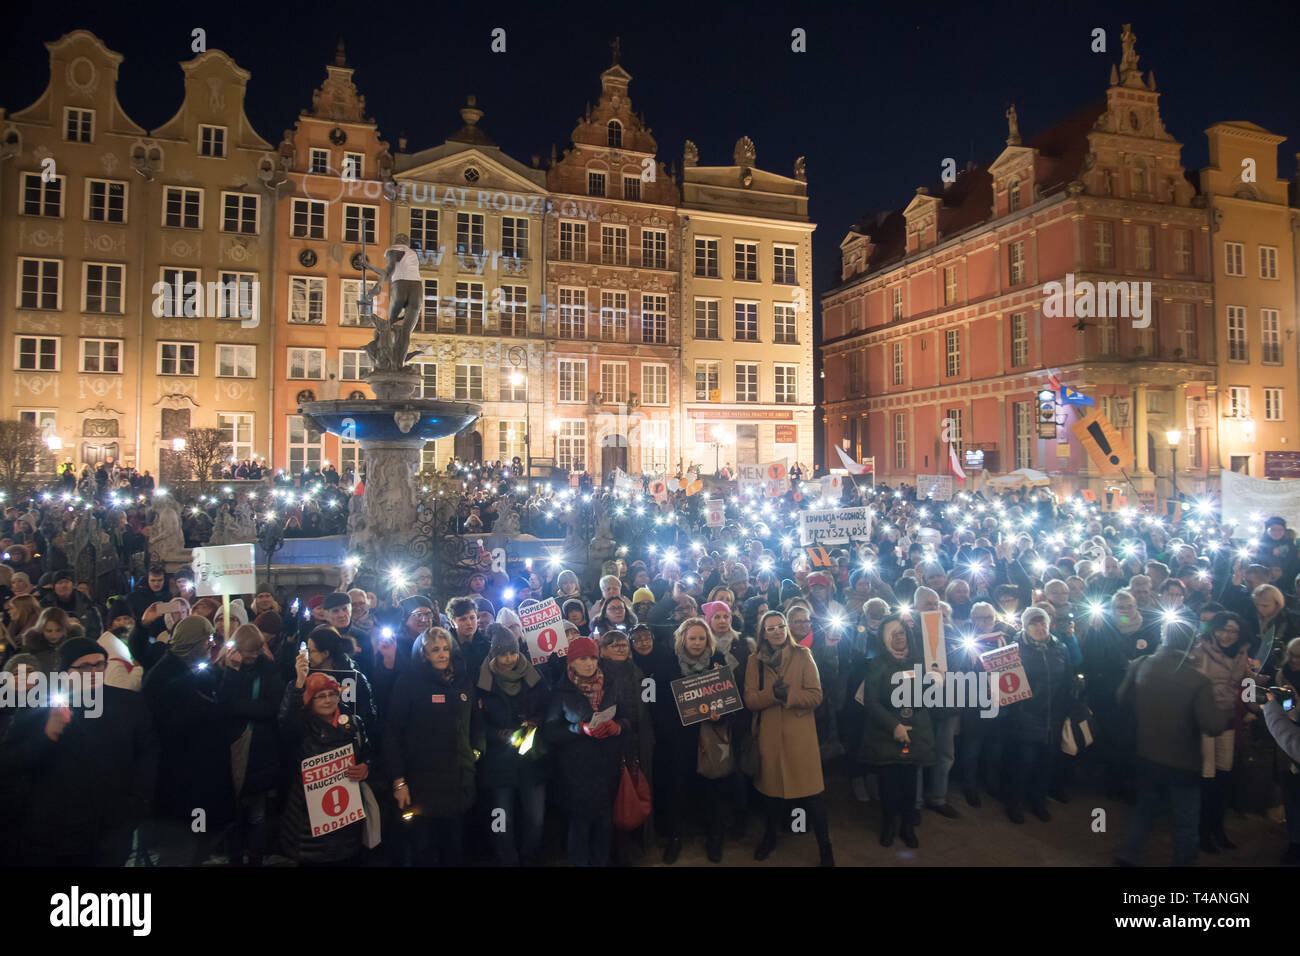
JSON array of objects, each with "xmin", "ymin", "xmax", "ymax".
[
  {"xmin": 1005, "ymin": 608, "xmax": 1070, "ymax": 825},
  {"xmin": 744, "ymin": 610, "xmax": 834, "ymax": 866}
]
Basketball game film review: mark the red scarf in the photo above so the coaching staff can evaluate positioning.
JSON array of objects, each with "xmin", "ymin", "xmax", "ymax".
[{"xmin": 569, "ymin": 663, "xmax": 605, "ymax": 713}]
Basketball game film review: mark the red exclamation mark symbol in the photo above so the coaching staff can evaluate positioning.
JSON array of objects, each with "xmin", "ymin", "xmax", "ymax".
[{"xmin": 1086, "ymin": 421, "xmax": 1121, "ymax": 465}]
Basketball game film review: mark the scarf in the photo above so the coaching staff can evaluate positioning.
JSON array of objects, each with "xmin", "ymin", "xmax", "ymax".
[
  {"xmin": 569, "ymin": 663, "xmax": 605, "ymax": 713},
  {"xmin": 1116, "ymin": 608, "xmax": 1144, "ymax": 636},
  {"xmin": 489, "ymin": 654, "xmax": 533, "ymax": 696},
  {"xmin": 713, "ymin": 629, "xmax": 742, "ymax": 672},
  {"xmin": 757, "ymin": 640, "xmax": 786, "ymax": 675},
  {"xmin": 677, "ymin": 646, "xmax": 712, "ymax": 675}
]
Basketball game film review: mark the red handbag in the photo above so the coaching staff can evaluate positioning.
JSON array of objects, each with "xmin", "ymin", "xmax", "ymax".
[{"xmin": 613, "ymin": 759, "xmax": 652, "ymax": 831}]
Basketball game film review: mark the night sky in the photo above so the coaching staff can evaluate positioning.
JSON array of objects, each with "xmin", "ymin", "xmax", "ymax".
[{"xmin": 3, "ymin": 0, "xmax": 1298, "ymax": 314}]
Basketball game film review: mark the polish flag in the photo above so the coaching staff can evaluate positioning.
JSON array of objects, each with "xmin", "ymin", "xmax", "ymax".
[
  {"xmin": 834, "ymin": 445, "xmax": 869, "ymax": 475},
  {"xmin": 949, "ymin": 443, "xmax": 966, "ymax": 483}
]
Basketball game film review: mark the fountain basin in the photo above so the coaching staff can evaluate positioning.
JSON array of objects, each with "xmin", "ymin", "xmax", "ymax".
[{"xmin": 299, "ymin": 400, "xmax": 482, "ymax": 444}]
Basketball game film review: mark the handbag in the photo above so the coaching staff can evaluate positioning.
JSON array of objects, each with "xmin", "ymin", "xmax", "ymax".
[
  {"xmin": 613, "ymin": 759, "xmax": 652, "ymax": 831},
  {"xmin": 359, "ymin": 781, "xmax": 382, "ymax": 849},
  {"xmin": 697, "ymin": 721, "xmax": 736, "ymax": 779}
]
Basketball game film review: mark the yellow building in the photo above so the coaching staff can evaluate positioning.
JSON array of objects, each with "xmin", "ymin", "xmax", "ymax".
[
  {"xmin": 1201, "ymin": 122, "xmax": 1300, "ymax": 476},
  {"xmin": 679, "ymin": 138, "xmax": 814, "ymax": 472}
]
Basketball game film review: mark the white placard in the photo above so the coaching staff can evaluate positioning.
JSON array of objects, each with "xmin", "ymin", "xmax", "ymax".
[
  {"xmin": 302, "ymin": 743, "xmax": 364, "ymax": 838},
  {"xmin": 738, "ymin": 460, "xmax": 789, "ymax": 498},
  {"xmin": 519, "ymin": 598, "xmax": 567, "ymax": 665},
  {"xmin": 190, "ymin": 543, "xmax": 257, "ymax": 597},
  {"xmin": 1220, "ymin": 470, "xmax": 1300, "ymax": 531},
  {"xmin": 705, "ymin": 498, "xmax": 726, "ymax": 527},
  {"xmin": 797, "ymin": 505, "xmax": 873, "ymax": 545},
  {"xmin": 915, "ymin": 474, "xmax": 955, "ymax": 501}
]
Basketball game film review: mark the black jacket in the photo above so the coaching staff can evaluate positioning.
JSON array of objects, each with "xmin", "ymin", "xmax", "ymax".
[
  {"xmin": 42, "ymin": 589, "xmax": 103, "ymax": 641},
  {"xmin": 475, "ymin": 658, "xmax": 550, "ymax": 790},
  {"xmin": 277, "ymin": 702, "xmax": 373, "ymax": 864},
  {"xmin": 1007, "ymin": 635, "xmax": 1070, "ymax": 745},
  {"xmin": 217, "ymin": 656, "xmax": 285, "ymax": 797},
  {"xmin": 543, "ymin": 660, "xmax": 639, "ymax": 813}
]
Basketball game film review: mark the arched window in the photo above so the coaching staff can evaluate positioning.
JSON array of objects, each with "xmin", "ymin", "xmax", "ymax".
[
  {"xmin": 1007, "ymin": 179, "xmax": 1021, "ymax": 212},
  {"xmin": 296, "ymin": 389, "xmax": 316, "ymax": 404},
  {"xmin": 347, "ymin": 390, "xmax": 366, "ymax": 400},
  {"xmin": 607, "ymin": 120, "xmax": 622, "ymax": 149}
]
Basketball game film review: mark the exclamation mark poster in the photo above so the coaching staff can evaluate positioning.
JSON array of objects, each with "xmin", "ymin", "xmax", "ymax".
[
  {"xmin": 921, "ymin": 611, "xmax": 947, "ymax": 674},
  {"xmin": 1070, "ymin": 409, "xmax": 1133, "ymax": 476}
]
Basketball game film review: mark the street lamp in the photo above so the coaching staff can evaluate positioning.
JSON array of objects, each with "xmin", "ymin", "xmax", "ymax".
[
  {"xmin": 1165, "ymin": 429, "xmax": 1182, "ymax": 501},
  {"xmin": 711, "ymin": 425, "xmax": 726, "ymax": 476},
  {"xmin": 507, "ymin": 345, "xmax": 530, "ymax": 488}
]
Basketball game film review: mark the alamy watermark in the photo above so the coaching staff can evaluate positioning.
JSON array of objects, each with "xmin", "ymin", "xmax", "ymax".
[
  {"xmin": 151, "ymin": 276, "xmax": 260, "ymax": 328},
  {"xmin": 1, "ymin": 667, "xmax": 102, "ymax": 718},
  {"xmin": 1042, "ymin": 273, "xmax": 1151, "ymax": 328},
  {"xmin": 890, "ymin": 666, "xmax": 999, "ymax": 718}
]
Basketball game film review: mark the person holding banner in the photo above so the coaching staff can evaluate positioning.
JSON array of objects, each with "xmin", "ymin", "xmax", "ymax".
[
  {"xmin": 278, "ymin": 672, "xmax": 372, "ymax": 866},
  {"xmin": 955, "ymin": 603, "xmax": 1008, "ymax": 808},
  {"xmin": 745, "ymin": 610, "xmax": 834, "ymax": 866},
  {"xmin": 1005, "ymin": 608, "xmax": 1070, "ymax": 825}
]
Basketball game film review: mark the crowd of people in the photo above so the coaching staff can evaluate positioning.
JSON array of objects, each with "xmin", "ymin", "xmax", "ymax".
[{"xmin": 2, "ymin": 464, "xmax": 1299, "ymax": 868}]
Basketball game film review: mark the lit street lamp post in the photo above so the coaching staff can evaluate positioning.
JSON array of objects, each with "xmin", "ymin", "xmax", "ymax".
[
  {"xmin": 711, "ymin": 425, "xmax": 725, "ymax": 476},
  {"xmin": 507, "ymin": 345, "xmax": 530, "ymax": 488},
  {"xmin": 1166, "ymin": 428, "xmax": 1182, "ymax": 501}
]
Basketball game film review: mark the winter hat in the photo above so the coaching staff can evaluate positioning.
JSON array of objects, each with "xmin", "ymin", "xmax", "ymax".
[
  {"xmin": 307, "ymin": 594, "xmax": 326, "ymax": 610},
  {"xmin": 488, "ymin": 624, "xmax": 521, "ymax": 657},
  {"xmin": 52, "ymin": 569, "xmax": 74, "ymax": 584},
  {"xmin": 170, "ymin": 615, "xmax": 214, "ymax": 665},
  {"xmin": 302, "ymin": 672, "xmax": 340, "ymax": 709},
  {"xmin": 556, "ymin": 569, "xmax": 579, "ymax": 591},
  {"xmin": 1266, "ymin": 516, "xmax": 1287, "ymax": 529},
  {"xmin": 321, "ymin": 591, "xmax": 350, "ymax": 611},
  {"xmin": 226, "ymin": 598, "xmax": 248, "ymax": 628},
  {"xmin": 562, "ymin": 620, "xmax": 581, "ymax": 636},
  {"xmin": 805, "ymin": 572, "xmax": 833, "ymax": 591},
  {"xmin": 58, "ymin": 637, "xmax": 106, "ymax": 671},
  {"xmin": 399, "ymin": 594, "xmax": 433, "ymax": 617},
  {"xmin": 632, "ymin": 587, "xmax": 655, "ymax": 605},
  {"xmin": 562, "ymin": 598, "xmax": 587, "ymax": 619},
  {"xmin": 495, "ymin": 606, "xmax": 522, "ymax": 630},
  {"xmin": 779, "ymin": 579, "xmax": 800, "ymax": 604},
  {"xmin": 472, "ymin": 595, "xmax": 496, "ymax": 615},
  {"xmin": 701, "ymin": 601, "xmax": 730, "ymax": 621},
  {"xmin": 597, "ymin": 626, "xmax": 630, "ymax": 647},
  {"xmin": 105, "ymin": 597, "xmax": 135, "ymax": 624},
  {"xmin": 567, "ymin": 636, "xmax": 598, "ymax": 660},
  {"xmin": 508, "ymin": 577, "xmax": 531, "ymax": 594},
  {"xmin": 253, "ymin": 611, "xmax": 282, "ymax": 635},
  {"xmin": 3, "ymin": 652, "xmax": 42, "ymax": 676}
]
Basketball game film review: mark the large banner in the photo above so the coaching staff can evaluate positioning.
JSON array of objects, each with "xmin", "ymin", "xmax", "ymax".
[
  {"xmin": 302, "ymin": 744, "xmax": 364, "ymax": 838},
  {"xmin": 1221, "ymin": 469, "xmax": 1300, "ymax": 530},
  {"xmin": 519, "ymin": 598, "xmax": 567, "ymax": 665},
  {"xmin": 915, "ymin": 475, "xmax": 954, "ymax": 501},
  {"xmin": 797, "ymin": 505, "xmax": 873, "ymax": 545},
  {"xmin": 190, "ymin": 543, "xmax": 257, "ymax": 597},
  {"xmin": 738, "ymin": 460, "xmax": 789, "ymax": 498}
]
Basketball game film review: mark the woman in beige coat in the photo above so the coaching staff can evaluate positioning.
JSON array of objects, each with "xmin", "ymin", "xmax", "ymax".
[{"xmin": 744, "ymin": 609, "xmax": 833, "ymax": 866}]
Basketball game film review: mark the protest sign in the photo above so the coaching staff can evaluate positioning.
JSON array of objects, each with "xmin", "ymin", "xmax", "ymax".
[
  {"xmin": 612, "ymin": 469, "xmax": 639, "ymax": 498},
  {"xmin": 797, "ymin": 505, "xmax": 873, "ymax": 545},
  {"xmin": 979, "ymin": 643, "xmax": 1032, "ymax": 707},
  {"xmin": 1220, "ymin": 469, "xmax": 1300, "ymax": 530},
  {"xmin": 804, "ymin": 544, "xmax": 833, "ymax": 568},
  {"xmin": 738, "ymin": 460, "xmax": 789, "ymax": 498},
  {"xmin": 671, "ymin": 665, "xmax": 743, "ymax": 726},
  {"xmin": 519, "ymin": 598, "xmax": 567, "ymax": 665},
  {"xmin": 704, "ymin": 498, "xmax": 725, "ymax": 527},
  {"xmin": 190, "ymin": 543, "xmax": 256, "ymax": 597},
  {"xmin": 1070, "ymin": 409, "xmax": 1133, "ymax": 476},
  {"xmin": 302, "ymin": 743, "xmax": 364, "ymax": 838},
  {"xmin": 915, "ymin": 475, "xmax": 954, "ymax": 501},
  {"xmin": 820, "ymin": 474, "xmax": 844, "ymax": 499},
  {"xmin": 920, "ymin": 611, "xmax": 947, "ymax": 674}
]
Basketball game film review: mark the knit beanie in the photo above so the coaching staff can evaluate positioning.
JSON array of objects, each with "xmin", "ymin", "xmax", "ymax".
[
  {"xmin": 170, "ymin": 615, "xmax": 214, "ymax": 665},
  {"xmin": 495, "ymin": 606, "xmax": 522, "ymax": 630},
  {"xmin": 302, "ymin": 672, "xmax": 340, "ymax": 709},
  {"xmin": 253, "ymin": 611, "xmax": 283, "ymax": 635},
  {"xmin": 632, "ymin": 587, "xmax": 655, "ymax": 605},
  {"xmin": 488, "ymin": 623, "xmax": 521, "ymax": 657},
  {"xmin": 58, "ymin": 637, "xmax": 106, "ymax": 671},
  {"xmin": 567, "ymin": 636, "xmax": 598, "ymax": 660}
]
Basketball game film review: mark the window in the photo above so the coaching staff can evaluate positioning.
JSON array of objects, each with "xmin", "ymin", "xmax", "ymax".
[
  {"xmin": 734, "ymin": 241, "xmax": 758, "ymax": 281},
  {"xmin": 287, "ymin": 348, "xmax": 324, "ymax": 379},
  {"xmin": 587, "ymin": 172, "xmax": 606, "ymax": 197},
  {"xmin": 1095, "ymin": 221, "xmax": 1114, "ymax": 268},
  {"xmin": 1007, "ymin": 241, "xmax": 1025, "ymax": 285},
  {"xmin": 734, "ymin": 301, "xmax": 758, "ymax": 342},
  {"xmin": 774, "ymin": 365, "xmax": 797, "ymax": 404},
  {"xmin": 773, "ymin": 245, "xmax": 797, "ymax": 285},
  {"xmin": 694, "ymin": 238, "xmax": 719, "ymax": 277},
  {"xmin": 419, "ymin": 279, "xmax": 439, "ymax": 333},
  {"xmin": 559, "ymin": 221, "xmax": 587, "ymax": 262},
  {"xmin": 558, "ymin": 360, "xmax": 586, "ymax": 404},
  {"xmin": 501, "ymin": 217, "xmax": 528, "ymax": 259},
  {"xmin": 287, "ymin": 416, "xmax": 323, "ymax": 475},
  {"xmin": 1008, "ymin": 180, "xmax": 1021, "ymax": 212},
  {"xmin": 16, "ymin": 336, "xmax": 59, "ymax": 371},
  {"xmin": 456, "ymin": 213, "xmax": 484, "ymax": 255},
  {"xmin": 694, "ymin": 300, "xmax": 720, "ymax": 340},
  {"xmin": 416, "ymin": 363, "xmax": 437, "ymax": 398},
  {"xmin": 848, "ymin": 351, "xmax": 862, "ymax": 394},
  {"xmin": 198, "ymin": 125, "xmax": 226, "ymax": 158},
  {"xmin": 601, "ymin": 226, "xmax": 628, "ymax": 266},
  {"xmin": 21, "ymin": 172, "xmax": 63, "ymax": 217},
  {"xmin": 1099, "ymin": 317, "xmax": 1118, "ymax": 356},
  {"xmin": 163, "ymin": 186, "xmax": 202, "ymax": 229},
  {"xmin": 1260, "ymin": 245, "xmax": 1279, "ymax": 280},
  {"xmin": 343, "ymin": 153, "xmax": 363, "ymax": 179},
  {"xmin": 1010, "ymin": 312, "xmax": 1029, "ymax": 367},
  {"xmin": 86, "ymin": 179, "xmax": 126, "ymax": 223},
  {"xmin": 158, "ymin": 267, "xmax": 200, "ymax": 317},
  {"xmin": 82, "ymin": 262, "xmax": 124, "ymax": 313},
  {"xmin": 944, "ymin": 328, "xmax": 961, "ymax": 377},
  {"xmin": 499, "ymin": 368, "xmax": 526, "ymax": 403},
  {"xmin": 499, "ymin": 285, "xmax": 527, "ymax": 337},
  {"xmin": 64, "ymin": 107, "xmax": 94, "ymax": 143},
  {"xmin": 735, "ymin": 363, "xmax": 758, "ymax": 403},
  {"xmin": 1224, "ymin": 241, "xmax": 1244, "ymax": 277},
  {"xmin": 891, "ymin": 286, "xmax": 903, "ymax": 320},
  {"xmin": 600, "ymin": 291, "xmax": 628, "ymax": 341},
  {"xmin": 291, "ymin": 199, "xmax": 326, "ymax": 239},
  {"xmin": 309, "ymin": 149, "xmax": 330, "ymax": 174},
  {"xmin": 216, "ymin": 272, "xmax": 257, "ymax": 324},
  {"xmin": 340, "ymin": 279, "xmax": 364, "ymax": 327},
  {"xmin": 559, "ymin": 288, "xmax": 586, "ymax": 339},
  {"xmin": 221, "ymin": 192, "xmax": 258, "ymax": 234},
  {"xmin": 216, "ymin": 344, "xmax": 255, "ymax": 378},
  {"xmin": 1265, "ymin": 388, "xmax": 1284, "ymax": 422},
  {"xmin": 289, "ymin": 276, "xmax": 326, "ymax": 325},
  {"xmin": 641, "ymin": 420, "xmax": 669, "ymax": 474},
  {"xmin": 642, "ymin": 229, "xmax": 667, "ymax": 269},
  {"xmin": 1227, "ymin": 306, "xmax": 1247, "ymax": 361},
  {"xmin": 946, "ymin": 408, "xmax": 964, "ymax": 458},
  {"xmin": 1262, "ymin": 309, "xmax": 1282, "ymax": 364},
  {"xmin": 894, "ymin": 413, "xmax": 908, "ymax": 470},
  {"xmin": 642, "ymin": 364, "xmax": 669, "ymax": 406},
  {"xmin": 343, "ymin": 204, "xmax": 377, "ymax": 244},
  {"xmin": 1177, "ymin": 304, "xmax": 1197, "ymax": 359},
  {"xmin": 409, "ymin": 208, "xmax": 438, "ymax": 251},
  {"xmin": 891, "ymin": 342, "xmax": 905, "ymax": 386},
  {"xmin": 694, "ymin": 362, "xmax": 719, "ymax": 402},
  {"xmin": 774, "ymin": 304, "xmax": 797, "ymax": 344},
  {"xmin": 600, "ymin": 362, "xmax": 629, "ymax": 404},
  {"xmin": 1134, "ymin": 225, "xmax": 1153, "ymax": 270},
  {"xmin": 339, "ymin": 350, "xmax": 372, "ymax": 381},
  {"xmin": 79, "ymin": 338, "xmax": 121, "ymax": 373},
  {"xmin": 641, "ymin": 294, "xmax": 667, "ymax": 344},
  {"xmin": 943, "ymin": 265, "xmax": 957, "ymax": 306},
  {"xmin": 1013, "ymin": 402, "xmax": 1033, "ymax": 470},
  {"xmin": 1228, "ymin": 387, "xmax": 1250, "ymax": 419},
  {"xmin": 452, "ymin": 361, "xmax": 483, "ymax": 400},
  {"xmin": 606, "ymin": 121, "xmax": 622, "ymax": 148},
  {"xmin": 557, "ymin": 421, "xmax": 587, "ymax": 472},
  {"xmin": 1174, "ymin": 230, "xmax": 1192, "ymax": 274},
  {"xmin": 498, "ymin": 421, "xmax": 526, "ymax": 463},
  {"xmin": 623, "ymin": 176, "xmax": 641, "ymax": 201},
  {"xmin": 218, "ymin": 413, "xmax": 254, "ymax": 462},
  {"xmin": 17, "ymin": 258, "xmax": 61, "ymax": 310},
  {"xmin": 454, "ymin": 282, "xmax": 484, "ymax": 335},
  {"xmin": 158, "ymin": 342, "xmax": 197, "ymax": 376}
]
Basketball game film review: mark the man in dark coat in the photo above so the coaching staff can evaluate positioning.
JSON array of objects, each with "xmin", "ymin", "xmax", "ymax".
[{"xmin": 42, "ymin": 569, "xmax": 103, "ymax": 639}]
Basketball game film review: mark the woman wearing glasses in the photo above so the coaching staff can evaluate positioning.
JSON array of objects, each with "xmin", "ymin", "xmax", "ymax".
[{"xmin": 1194, "ymin": 611, "xmax": 1250, "ymax": 853}]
